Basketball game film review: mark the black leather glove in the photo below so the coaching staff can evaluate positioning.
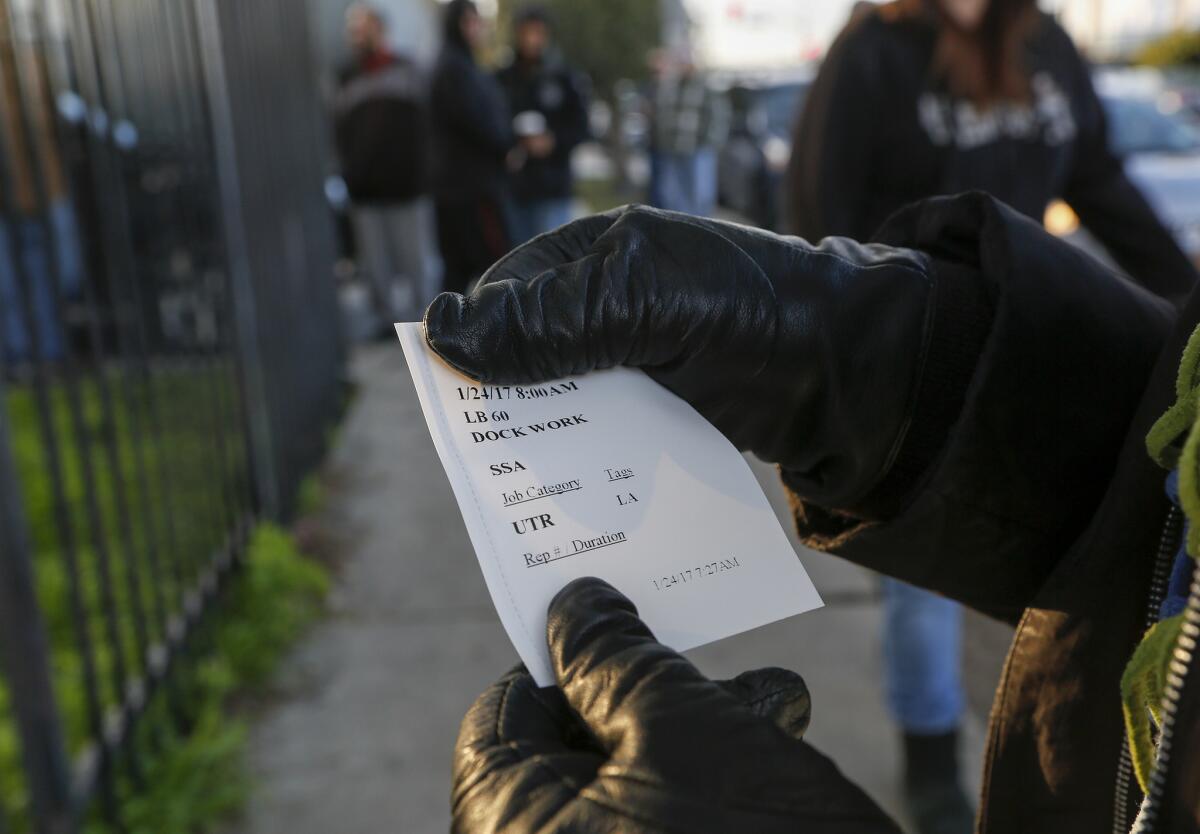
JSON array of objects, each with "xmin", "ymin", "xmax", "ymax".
[
  {"xmin": 424, "ymin": 206, "xmax": 977, "ymax": 513},
  {"xmin": 452, "ymin": 577, "xmax": 901, "ymax": 833}
]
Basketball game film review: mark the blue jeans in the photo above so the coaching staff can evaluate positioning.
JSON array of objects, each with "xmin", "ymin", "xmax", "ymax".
[
  {"xmin": 509, "ymin": 197, "xmax": 574, "ymax": 246},
  {"xmin": 0, "ymin": 201, "xmax": 84, "ymax": 364},
  {"xmin": 648, "ymin": 148, "xmax": 718, "ymax": 217},
  {"xmin": 882, "ymin": 577, "xmax": 965, "ymax": 734}
]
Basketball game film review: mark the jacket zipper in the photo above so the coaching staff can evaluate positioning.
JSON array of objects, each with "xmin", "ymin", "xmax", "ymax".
[
  {"xmin": 1112, "ymin": 505, "xmax": 1183, "ymax": 834},
  {"xmin": 1130, "ymin": 550, "xmax": 1200, "ymax": 833}
]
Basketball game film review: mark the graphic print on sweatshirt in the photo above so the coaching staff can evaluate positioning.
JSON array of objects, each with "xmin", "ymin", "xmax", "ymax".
[{"xmin": 917, "ymin": 72, "xmax": 1077, "ymax": 150}]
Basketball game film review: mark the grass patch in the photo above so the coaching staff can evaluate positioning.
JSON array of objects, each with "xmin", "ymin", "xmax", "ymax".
[
  {"xmin": 0, "ymin": 360, "xmax": 331, "ymax": 832},
  {"xmin": 295, "ymin": 473, "xmax": 325, "ymax": 520},
  {"xmin": 86, "ymin": 524, "xmax": 329, "ymax": 834}
]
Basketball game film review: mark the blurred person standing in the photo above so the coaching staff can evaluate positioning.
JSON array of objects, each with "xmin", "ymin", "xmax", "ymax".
[
  {"xmin": 430, "ymin": 0, "xmax": 516, "ymax": 294},
  {"xmin": 787, "ymin": 2, "xmax": 1197, "ymax": 833},
  {"xmin": 0, "ymin": 28, "xmax": 82, "ymax": 369},
  {"xmin": 646, "ymin": 48, "xmax": 729, "ymax": 217},
  {"xmin": 334, "ymin": 3, "xmax": 437, "ymax": 323},
  {"xmin": 496, "ymin": 6, "xmax": 590, "ymax": 245}
]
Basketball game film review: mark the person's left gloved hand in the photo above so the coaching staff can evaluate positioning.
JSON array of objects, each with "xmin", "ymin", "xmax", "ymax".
[{"xmin": 452, "ymin": 577, "xmax": 902, "ymax": 833}]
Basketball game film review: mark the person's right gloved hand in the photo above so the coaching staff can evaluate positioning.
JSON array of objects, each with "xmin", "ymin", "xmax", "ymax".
[
  {"xmin": 452, "ymin": 577, "xmax": 902, "ymax": 833},
  {"xmin": 425, "ymin": 206, "xmax": 964, "ymax": 512}
]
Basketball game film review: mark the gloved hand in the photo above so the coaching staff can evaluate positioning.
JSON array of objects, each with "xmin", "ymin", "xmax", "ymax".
[
  {"xmin": 452, "ymin": 577, "xmax": 901, "ymax": 834},
  {"xmin": 424, "ymin": 205, "xmax": 946, "ymax": 511}
]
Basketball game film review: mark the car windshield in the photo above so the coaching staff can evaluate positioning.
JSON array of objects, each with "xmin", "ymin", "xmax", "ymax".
[{"xmin": 1103, "ymin": 96, "xmax": 1200, "ymax": 155}]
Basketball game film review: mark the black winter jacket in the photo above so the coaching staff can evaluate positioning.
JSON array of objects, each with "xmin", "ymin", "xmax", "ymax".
[
  {"xmin": 334, "ymin": 54, "xmax": 429, "ymax": 203},
  {"xmin": 430, "ymin": 43, "xmax": 514, "ymax": 204},
  {"xmin": 495, "ymin": 56, "xmax": 589, "ymax": 202},
  {"xmin": 785, "ymin": 192, "xmax": 1197, "ymax": 833},
  {"xmin": 788, "ymin": 9, "xmax": 1195, "ymax": 302}
]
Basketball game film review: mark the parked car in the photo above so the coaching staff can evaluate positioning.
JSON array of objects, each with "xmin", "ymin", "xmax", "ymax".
[
  {"xmin": 1047, "ymin": 69, "xmax": 1200, "ymax": 264},
  {"xmin": 715, "ymin": 71, "xmax": 812, "ymax": 230}
]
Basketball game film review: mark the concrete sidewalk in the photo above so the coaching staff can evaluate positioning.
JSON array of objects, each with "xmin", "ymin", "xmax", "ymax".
[{"xmin": 228, "ymin": 344, "xmax": 1001, "ymax": 834}]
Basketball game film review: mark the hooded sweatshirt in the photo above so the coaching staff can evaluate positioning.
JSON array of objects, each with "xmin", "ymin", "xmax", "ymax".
[
  {"xmin": 788, "ymin": 7, "xmax": 1195, "ymax": 302},
  {"xmin": 429, "ymin": 1, "xmax": 515, "ymax": 203}
]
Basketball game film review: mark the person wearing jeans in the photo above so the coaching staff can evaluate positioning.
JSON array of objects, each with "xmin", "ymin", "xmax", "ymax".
[
  {"xmin": 496, "ymin": 5, "xmax": 590, "ymax": 245},
  {"xmin": 0, "ymin": 200, "xmax": 84, "ymax": 366},
  {"xmin": 881, "ymin": 578, "xmax": 967, "ymax": 830},
  {"xmin": 646, "ymin": 49, "xmax": 727, "ymax": 218},
  {"xmin": 648, "ymin": 145, "xmax": 719, "ymax": 219},
  {"xmin": 506, "ymin": 197, "xmax": 573, "ymax": 246}
]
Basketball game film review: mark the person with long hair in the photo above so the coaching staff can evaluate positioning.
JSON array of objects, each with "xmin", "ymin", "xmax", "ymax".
[
  {"xmin": 789, "ymin": 0, "xmax": 1195, "ymax": 297},
  {"xmin": 787, "ymin": 4, "xmax": 1195, "ymax": 832},
  {"xmin": 430, "ymin": 0, "xmax": 516, "ymax": 294}
]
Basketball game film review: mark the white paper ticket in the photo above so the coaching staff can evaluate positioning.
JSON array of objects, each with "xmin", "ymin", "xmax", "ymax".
[{"xmin": 396, "ymin": 322, "xmax": 823, "ymax": 685}]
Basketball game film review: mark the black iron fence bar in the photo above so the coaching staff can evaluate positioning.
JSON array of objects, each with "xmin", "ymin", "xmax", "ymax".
[
  {"xmin": 63, "ymin": 0, "xmax": 182, "ymax": 633},
  {"xmin": 82, "ymin": 0, "xmax": 206, "ymax": 597},
  {"xmin": 68, "ymin": 516, "xmax": 253, "ymax": 825},
  {"xmin": 84, "ymin": 0, "xmax": 210, "ymax": 609},
  {"xmin": 0, "ymin": 2, "xmax": 111, "ymax": 826},
  {"xmin": 86, "ymin": 0, "xmax": 168, "ymax": 645},
  {"xmin": 193, "ymin": 0, "xmax": 277, "ymax": 520},
  {"xmin": 7, "ymin": 0, "xmax": 151, "ymax": 810},
  {"xmin": 24, "ymin": 0, "xmax": 157, "ymax": 711},
  {"xmin": 178, "ymin": 0, "xmax": 257, "ymax": 518},
  {"xmin": 142, "ymin": 1, "xmax": 242, "ymax": 541},
  {"xmin": 68, "ymin": 0, "xmax": 167, "ymax": 654},
  {"xmin": 191, "ymin": 355, "xmax": 229, "ymax": 566},
  {"xmin": 125, "ymin": 3, "xmax": 237, "ymax": 551},
  {"xmin": 7, "ymin": 0, "xmax": 134, "ymax": 738},
  {"xmin": 61, "ymin": 0, "xmax": 188, "ymax": 612},
  {"xmin": 0, "ymin": 374, "xmax": 73, "ymax": 834},
  {"xmin": 0, "ymin": 0, "xmax": 258, "ymax": 825},
  {"xmin": 49, "ymin": 0, "xmax": 263, "ymax": 818},
  {"xmin": 2, "ymin": 0, "xmax": 341, "ymax": 825},
  {"xmin": 113, "ymin": 4, "xmax": 236, "ymax": 574},
  {"xmin": 57, "ymin": 0, "xmax": 253, "ymax": 796},
  {"xmin": 203, "ymin": 358, "xmax": 237, "ymax": 538}
]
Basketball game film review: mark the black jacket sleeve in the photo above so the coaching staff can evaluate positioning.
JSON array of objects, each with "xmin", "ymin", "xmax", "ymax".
[
  {"xmin": 1053, "ymin": 23, "xmax": 1197, "ymax": 303},
  {"xmin": 433, "ymin": 57, "xmax": 514, "ymax": 162},
  {"xmin": 785, "ymin": 193, "xmax": 1175, "ymax": 621},
  {"xmin": 785, "ymin": 19, "xmax": 881, "ymax": 241},
  {"xmin": 550, "ymin": 70, "xmax": 590, "ymax": 161}
]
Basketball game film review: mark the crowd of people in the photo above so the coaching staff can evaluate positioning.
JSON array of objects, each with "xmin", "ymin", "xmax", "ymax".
[
  {"xmin": 332, "ymin": 0, "xmax": 738, "ymax": 330},
  {"xmin": 332, "ymin": 0, "xmax": 591, "ymax": 324}
]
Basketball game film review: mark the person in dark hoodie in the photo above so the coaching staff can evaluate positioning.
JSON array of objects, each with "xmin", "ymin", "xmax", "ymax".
[
  {"xmin": 495, "ymin": 5, "xmax": 590, "ymax": 245},
  {"xmin": 424, "ymin": 190, "xmax": 1200, "ymax": 834},
  {"xmin": 784, "ymin": 3, "xmax": 1198, "ymax": 831},
  {"xmin": 430, "ymin": 0, "xmax": 515, "ymax": 294}
]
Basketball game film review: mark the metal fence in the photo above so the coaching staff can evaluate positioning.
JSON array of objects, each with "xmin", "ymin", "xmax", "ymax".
[{"xmin": 0, "ymin": 0, "xmax": 343, "ymax": 831}]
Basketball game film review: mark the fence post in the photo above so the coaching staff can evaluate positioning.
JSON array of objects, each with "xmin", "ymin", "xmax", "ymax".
[
  {"xmin": 190, "ymin": 0, "xmax": 280, "ymax": 519},
  {"xmin": 0, "ymin": 377, "xmax": 74, "ymax": 834}
]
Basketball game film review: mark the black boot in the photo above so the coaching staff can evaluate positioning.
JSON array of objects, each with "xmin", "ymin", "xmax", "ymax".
[{"xmin": 902, "ymin": 729, "xmax": 974, "ymax": 834}]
